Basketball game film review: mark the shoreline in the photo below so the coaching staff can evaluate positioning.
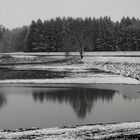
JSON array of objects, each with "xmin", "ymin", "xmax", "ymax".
[
  {"xmin": 0, "ymin": 122, "xmax": 140, "ymax": 139},
  {"xmin": 0, "ymin": 75, "xmax": 139, "ymax": 84}
]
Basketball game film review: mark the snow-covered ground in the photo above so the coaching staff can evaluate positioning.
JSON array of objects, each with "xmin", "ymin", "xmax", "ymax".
[
  {"xmin": 0, "ymin": 56, "xmax": 140, "ymax": 84},
  {"xmin": 0, "ymin": 122, "xmax": 140, "ymax": 139},
  {"xmin": 14, "ymin": 64, "xmax": 89, "ymax": 72},
  {"xmin": 83, "ymin": 56, "xmax": 140, "ymax": 63},
  {"xmin": 1, "ymin": 57, "xmax": 137, "ymax": 84},
  {"xmin": 2, "ymin": 62, "xmax": 140, "ymax": 84},
  {"xmin": 0, "ymin": 75, "xmax": 139, "ymax": 84},
  {"xmin": 1, "ymin": 51, "xmax": 140, "ymax": 56}
]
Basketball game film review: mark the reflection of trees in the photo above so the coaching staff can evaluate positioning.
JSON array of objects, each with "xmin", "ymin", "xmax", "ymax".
[
  {"xmin": 0, "ymin": 93, "xmax": 7, "ymax": 109},
  {"xmin": 123, "ymin": 95, "xmax": 137, "ymax": 101},
  {"xmin": 32, "ymin": 88, "xmax": 116, "ymax": 119}
]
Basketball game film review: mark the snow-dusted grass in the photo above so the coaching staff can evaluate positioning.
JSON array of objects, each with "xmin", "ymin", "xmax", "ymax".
[
  {"xmin": 0, "ymin": 122, "xmax": 140, "ymax": 139},
  {"xmin": 0, "ymin": 75, "xmax": 139, "ymax": 84},
  {"xmin": 12, "ymin": 55, "xmax": 37, "ymax": 59},
  {"xmin": 81, "ymin": 57, "xmax": 140, "ymax": 80},
  {"xmin": 1, "ymin": 51, "xmax": 140, "ymax": 56},
  {"xmin": 0, "ymin": 53, "xmax": 140, "ymax": 83},
  {"xmin": 89, "ymin": 62, "xmax": 140, "ymax": 80},
  {"xmin": 83, "ymin": 56, "xmax": 140, "ymax": 63},
  {"xmin": 0, "ymin": 55, "xmax": 140, "ymax": 84},
  {"xmin": 13, "ymin": 64, "xmax": 89, "ymax": 73}
]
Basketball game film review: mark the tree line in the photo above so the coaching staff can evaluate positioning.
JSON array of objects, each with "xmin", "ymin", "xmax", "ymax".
[
  {"xmin": 0, "ymin": 26, "xmax": 28, "ymax": 52},
  {"xmin": 0, "ymin": 16, "xmax": 140, "ymax": 53}
]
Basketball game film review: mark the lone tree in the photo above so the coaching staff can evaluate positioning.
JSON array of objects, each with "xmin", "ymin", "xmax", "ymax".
[
  {"xmin": 70, "ymin": 18, "xmax": 90, "ymax": 59},
  {"xmin": 75, "ymin": 32, "xmax": 87, "ymax": 59}
]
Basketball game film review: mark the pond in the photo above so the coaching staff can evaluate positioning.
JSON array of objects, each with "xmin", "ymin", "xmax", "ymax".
[{"xmin": 0, "ymin": 84, "xmax": 140, "ymax": 130}]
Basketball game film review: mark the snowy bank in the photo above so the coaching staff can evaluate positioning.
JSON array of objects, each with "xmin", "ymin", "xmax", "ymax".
[
  {"xmin": 82, "ymin": 57, "xmax": 140, "ymax": 81},
  {"xmin": 0, "ymin": 75, "xmax": 139, "ymax": 84},
  {"xmin": 90, "ymin": 62, "xmax": 140, "ymax": 81},
  {"xmin": 1, "ymin": 122, "xmax": 140, "ymax": 139}
]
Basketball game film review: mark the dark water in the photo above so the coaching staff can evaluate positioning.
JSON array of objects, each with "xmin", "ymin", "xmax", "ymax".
[{"xmin": 0, "ymin": 84, "xmax": 140, "ymax": 129}]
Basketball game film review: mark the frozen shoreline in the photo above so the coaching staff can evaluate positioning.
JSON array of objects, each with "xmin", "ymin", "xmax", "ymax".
[
  {"xmin": 0, "ymin": 122, "xmax": 140, "ymax": 139},
  {"xmin": 0, "ymin": 75, "xmax": 139, "ymax": 84}
]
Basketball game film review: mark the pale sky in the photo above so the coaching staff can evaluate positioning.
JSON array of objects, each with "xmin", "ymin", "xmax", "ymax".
[{"xmin": 0, "ymin": 0, "xmax": 140, "ymax": 29}]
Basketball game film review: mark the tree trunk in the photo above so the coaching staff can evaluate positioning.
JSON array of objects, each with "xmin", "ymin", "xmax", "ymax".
[{"xmin": 80, "ymin": 47, "xmax": 83, "ymax": 59}]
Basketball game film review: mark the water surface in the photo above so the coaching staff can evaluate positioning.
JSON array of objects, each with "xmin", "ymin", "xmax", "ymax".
[{"xmin": 0, "ymin": 84, "xmax": 140, "ymax": 129}]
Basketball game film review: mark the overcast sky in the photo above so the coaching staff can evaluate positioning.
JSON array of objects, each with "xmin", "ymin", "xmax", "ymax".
[{"xmin": 0, "ymin": 0, "xmax": 140, "ymax": 29}]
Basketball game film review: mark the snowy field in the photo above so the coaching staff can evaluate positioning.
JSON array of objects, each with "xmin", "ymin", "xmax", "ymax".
[
  {"xmin": 0, "ymin": 52, "xmax": 140, "ymax": 84},
  {"xmin": 1, "ymin": 61, "xmax": 140, "ymax": 84},
  {"xmin": 83, "ymin": 56, "xmax": 140, "ymax": 63},
  {"xmin": 1, "ymin": 51, "xmax": 140, "ymax": 63},
  {"xmin": 0, "ymin": 51, "xmax": 140, "ymax": 56}
]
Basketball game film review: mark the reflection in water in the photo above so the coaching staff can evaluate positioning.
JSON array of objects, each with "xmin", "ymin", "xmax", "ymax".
[
  {"xmin": 123, "ymin": 96, "xmax": 133, "ymax": 101},
  {"xmin": 0, "ymin": 93, "xmax": 7, "ymax": 109},
  {"xmin": 1, "ymin": 85, "xmax": 140, "ymax": 129},
  {"xmin": 32, "ymin": 88, "xmax": 116, "ymax": 119},
  {"xmin": 123, "ymin": 95, "xmax": 138, "ymax": 101}
]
